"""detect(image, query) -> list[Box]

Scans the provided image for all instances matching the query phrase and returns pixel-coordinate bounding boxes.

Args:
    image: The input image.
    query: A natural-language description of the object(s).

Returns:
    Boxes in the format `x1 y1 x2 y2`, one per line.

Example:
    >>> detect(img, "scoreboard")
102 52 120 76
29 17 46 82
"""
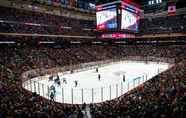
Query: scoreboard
96 0 141 38
121 8 139 32
120 1 140 32
96 5 117 30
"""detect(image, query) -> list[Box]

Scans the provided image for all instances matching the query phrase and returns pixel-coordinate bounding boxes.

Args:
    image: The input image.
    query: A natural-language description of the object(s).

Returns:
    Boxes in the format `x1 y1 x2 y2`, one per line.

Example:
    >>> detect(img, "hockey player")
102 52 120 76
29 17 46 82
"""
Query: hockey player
48 75 53 81
56 74 60 80
98 74 101 81
54 75 60 85
123 74 125 82
49 85 56 101
74 80 78 87
63 78 67 84
57 81 61 86
71 70 74 74
50 90 55 101
50 85 56 94
96 68 98 73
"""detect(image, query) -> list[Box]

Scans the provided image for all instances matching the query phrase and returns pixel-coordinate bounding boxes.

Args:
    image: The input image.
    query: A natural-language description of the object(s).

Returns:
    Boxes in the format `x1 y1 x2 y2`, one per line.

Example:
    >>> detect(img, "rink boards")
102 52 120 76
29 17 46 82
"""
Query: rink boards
22 61 170 104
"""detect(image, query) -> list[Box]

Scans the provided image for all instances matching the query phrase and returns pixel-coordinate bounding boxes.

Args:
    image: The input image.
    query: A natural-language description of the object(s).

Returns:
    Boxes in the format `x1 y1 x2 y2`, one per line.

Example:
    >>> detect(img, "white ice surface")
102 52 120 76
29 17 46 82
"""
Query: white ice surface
23 61 170 104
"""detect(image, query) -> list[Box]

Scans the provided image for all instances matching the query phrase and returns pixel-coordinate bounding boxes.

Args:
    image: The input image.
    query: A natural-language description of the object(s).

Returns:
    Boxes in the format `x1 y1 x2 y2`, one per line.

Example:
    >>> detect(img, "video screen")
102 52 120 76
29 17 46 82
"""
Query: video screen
121 9 139 32
96 8 117 30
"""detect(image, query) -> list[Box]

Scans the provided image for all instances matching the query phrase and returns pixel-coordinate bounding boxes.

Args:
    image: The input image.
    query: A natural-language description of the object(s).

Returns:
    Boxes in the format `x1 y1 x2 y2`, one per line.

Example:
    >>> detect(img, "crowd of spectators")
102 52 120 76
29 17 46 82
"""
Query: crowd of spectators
0 6 95 36
0 3 186 118
139 14 186 34
0 44 186 118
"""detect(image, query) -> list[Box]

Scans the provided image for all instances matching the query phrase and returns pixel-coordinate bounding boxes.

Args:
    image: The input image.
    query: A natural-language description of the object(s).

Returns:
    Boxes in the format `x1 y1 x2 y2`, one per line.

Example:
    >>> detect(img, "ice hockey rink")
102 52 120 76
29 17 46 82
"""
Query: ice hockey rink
23 61 171 104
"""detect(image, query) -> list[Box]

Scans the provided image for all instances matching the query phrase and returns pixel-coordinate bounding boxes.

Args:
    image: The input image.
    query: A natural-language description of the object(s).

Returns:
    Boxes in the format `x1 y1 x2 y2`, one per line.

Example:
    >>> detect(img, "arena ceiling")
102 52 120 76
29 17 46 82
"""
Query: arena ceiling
94 0 141 5
91 0 186 9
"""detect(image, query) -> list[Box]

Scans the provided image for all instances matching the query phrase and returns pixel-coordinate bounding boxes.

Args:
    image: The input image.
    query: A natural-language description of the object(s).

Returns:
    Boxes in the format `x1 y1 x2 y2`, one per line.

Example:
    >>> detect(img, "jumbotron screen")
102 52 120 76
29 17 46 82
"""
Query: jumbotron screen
96 8 117 30
121 9 139 32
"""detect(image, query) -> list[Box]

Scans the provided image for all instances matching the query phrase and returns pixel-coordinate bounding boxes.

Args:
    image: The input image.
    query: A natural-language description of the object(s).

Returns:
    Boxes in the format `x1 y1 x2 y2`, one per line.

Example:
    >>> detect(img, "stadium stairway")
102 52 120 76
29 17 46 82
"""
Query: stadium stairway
83 105 92 118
